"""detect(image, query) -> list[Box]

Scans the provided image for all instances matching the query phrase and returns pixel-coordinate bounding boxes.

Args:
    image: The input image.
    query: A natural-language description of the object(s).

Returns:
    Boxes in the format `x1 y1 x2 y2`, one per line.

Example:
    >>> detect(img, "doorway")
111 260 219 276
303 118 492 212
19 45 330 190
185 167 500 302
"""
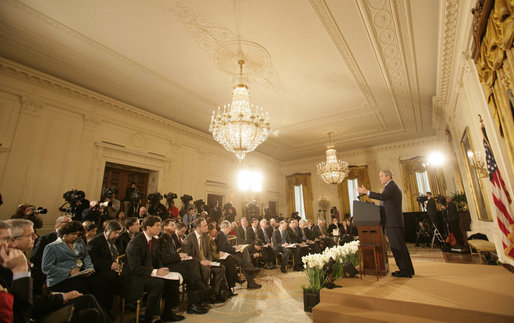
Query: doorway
102 162 150 210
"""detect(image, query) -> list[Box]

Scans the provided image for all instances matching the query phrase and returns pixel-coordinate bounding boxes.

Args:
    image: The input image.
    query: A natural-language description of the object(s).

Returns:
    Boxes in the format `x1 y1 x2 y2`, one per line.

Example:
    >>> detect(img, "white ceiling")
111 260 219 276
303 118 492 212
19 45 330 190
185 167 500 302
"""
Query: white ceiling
0 0 441 161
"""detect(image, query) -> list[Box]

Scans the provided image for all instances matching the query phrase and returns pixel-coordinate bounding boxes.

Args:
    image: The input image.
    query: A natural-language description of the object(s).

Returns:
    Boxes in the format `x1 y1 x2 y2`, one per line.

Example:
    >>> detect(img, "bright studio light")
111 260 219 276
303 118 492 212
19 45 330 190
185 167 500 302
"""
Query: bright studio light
427 152 446 166
238 169 263 192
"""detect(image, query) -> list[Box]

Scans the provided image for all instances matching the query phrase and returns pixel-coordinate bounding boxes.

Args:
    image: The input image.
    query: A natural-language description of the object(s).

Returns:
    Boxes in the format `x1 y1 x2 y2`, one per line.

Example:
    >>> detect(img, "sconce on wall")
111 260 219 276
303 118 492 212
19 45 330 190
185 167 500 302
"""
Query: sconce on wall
467 150 489 178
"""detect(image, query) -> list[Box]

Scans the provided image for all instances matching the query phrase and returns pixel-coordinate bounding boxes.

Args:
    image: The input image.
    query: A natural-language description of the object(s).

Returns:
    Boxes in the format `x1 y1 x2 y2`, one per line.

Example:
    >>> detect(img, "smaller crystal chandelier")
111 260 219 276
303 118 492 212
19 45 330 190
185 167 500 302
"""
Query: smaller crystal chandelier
209 59 271 162
317 132 349 184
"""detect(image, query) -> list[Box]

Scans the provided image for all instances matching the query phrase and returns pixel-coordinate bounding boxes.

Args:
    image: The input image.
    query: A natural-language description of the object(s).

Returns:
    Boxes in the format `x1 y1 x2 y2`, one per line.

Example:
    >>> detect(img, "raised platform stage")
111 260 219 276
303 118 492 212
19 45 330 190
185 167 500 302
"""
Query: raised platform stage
312 262 514 322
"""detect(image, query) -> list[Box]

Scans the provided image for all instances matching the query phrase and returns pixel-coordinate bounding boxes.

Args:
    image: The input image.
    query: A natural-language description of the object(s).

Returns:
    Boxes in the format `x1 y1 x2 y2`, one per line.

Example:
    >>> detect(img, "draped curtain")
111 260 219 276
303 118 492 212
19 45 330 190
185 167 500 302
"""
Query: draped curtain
400 158 447 211
473 0 514 174
286 173 314 221
336 166 371 217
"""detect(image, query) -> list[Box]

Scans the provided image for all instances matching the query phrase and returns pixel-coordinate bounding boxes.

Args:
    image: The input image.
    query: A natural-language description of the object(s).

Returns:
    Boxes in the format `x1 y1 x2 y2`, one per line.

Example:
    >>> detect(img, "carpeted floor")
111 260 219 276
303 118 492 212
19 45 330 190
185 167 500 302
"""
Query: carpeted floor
180 270 313 323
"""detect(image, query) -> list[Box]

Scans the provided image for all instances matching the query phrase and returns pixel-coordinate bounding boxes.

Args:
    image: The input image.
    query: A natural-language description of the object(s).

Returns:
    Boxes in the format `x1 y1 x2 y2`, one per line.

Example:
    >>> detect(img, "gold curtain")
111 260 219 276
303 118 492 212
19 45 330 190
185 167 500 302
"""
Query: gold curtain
285 173 314 221
400 158 447 211
474 0 514 174
336 166 371 217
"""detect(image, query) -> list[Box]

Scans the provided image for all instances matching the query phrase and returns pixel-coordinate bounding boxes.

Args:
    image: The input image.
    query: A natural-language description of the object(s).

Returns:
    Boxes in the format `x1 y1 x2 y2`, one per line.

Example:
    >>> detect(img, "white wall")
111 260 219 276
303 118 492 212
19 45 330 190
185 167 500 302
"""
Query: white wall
0 58 283 233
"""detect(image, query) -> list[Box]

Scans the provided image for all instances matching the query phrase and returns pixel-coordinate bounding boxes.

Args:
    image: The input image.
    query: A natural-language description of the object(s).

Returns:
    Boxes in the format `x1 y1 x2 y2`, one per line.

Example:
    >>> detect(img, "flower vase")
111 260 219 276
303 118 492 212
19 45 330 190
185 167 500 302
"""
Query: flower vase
303 289 320 312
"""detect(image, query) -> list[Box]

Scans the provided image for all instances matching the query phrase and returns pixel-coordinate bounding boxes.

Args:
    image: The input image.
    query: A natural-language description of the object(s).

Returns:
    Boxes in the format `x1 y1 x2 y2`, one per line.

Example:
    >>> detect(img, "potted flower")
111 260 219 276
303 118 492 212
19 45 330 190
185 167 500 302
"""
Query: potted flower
301 253 328 312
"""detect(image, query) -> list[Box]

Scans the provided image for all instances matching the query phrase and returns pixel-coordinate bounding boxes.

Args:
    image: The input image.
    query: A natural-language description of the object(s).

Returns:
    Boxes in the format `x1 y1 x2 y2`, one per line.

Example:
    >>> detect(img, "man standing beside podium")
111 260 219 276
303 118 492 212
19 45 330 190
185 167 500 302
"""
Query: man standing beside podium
358 170 414 278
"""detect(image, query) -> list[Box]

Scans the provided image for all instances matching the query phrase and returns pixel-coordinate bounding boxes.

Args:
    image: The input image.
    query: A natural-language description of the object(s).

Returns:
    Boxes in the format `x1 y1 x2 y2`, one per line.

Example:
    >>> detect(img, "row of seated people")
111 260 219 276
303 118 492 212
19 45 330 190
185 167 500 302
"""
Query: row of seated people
9 214 271 322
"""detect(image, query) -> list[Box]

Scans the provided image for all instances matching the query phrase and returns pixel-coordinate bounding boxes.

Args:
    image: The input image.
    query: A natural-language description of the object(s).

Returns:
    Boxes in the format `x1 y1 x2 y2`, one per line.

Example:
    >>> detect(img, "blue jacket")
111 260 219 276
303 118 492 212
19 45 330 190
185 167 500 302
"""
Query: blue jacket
41 237 94 287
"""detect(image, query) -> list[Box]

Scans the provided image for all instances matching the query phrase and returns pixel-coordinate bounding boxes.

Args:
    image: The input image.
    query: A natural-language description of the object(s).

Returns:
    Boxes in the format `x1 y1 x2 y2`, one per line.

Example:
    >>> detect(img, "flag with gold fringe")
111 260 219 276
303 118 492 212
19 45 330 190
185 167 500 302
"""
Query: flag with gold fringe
481 118 514 260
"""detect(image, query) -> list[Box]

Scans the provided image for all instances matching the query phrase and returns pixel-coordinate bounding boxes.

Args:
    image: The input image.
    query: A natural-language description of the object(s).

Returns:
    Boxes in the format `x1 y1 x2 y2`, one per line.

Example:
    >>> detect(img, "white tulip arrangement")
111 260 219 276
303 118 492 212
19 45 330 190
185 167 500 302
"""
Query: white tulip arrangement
302 240 360 292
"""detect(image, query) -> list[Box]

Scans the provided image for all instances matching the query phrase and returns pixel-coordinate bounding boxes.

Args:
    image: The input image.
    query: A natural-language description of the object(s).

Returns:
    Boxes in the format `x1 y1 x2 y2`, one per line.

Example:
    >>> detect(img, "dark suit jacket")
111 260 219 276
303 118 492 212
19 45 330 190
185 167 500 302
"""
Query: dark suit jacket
158 233 181 267
235 226 254 244
0 265 32 323
250 227 259 243
286 227 301 243
87 233 116 274
304 227 314 240
271 229 291 247
368 180 404 228
215 231 236 254
182 232 213 261
30 231 57 267
122 232 162 299
116 231 132 255
311 224 328 238
257 227 273 244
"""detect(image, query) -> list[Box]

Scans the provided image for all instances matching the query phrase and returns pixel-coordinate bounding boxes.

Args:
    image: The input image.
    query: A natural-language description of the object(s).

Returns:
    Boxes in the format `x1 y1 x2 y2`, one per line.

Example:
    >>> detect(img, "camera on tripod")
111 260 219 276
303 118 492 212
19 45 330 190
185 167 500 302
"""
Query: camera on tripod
180 194 193 205
33 206 48 214
59 189 85 213
129 190 146 202
147 192 163 201
416 194 428 204
164 193 177 204
436 195 447 206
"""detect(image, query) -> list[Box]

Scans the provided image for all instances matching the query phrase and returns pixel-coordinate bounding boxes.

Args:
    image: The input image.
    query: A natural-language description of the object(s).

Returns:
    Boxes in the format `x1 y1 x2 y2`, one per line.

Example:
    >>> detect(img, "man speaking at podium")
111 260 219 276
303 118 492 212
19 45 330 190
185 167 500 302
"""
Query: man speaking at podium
358 170 414 278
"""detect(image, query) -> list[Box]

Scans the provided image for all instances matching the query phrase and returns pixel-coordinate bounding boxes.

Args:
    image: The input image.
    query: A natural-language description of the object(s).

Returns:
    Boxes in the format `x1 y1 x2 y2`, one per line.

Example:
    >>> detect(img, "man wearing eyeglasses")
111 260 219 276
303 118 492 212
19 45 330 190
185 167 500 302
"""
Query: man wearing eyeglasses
6 219 109 322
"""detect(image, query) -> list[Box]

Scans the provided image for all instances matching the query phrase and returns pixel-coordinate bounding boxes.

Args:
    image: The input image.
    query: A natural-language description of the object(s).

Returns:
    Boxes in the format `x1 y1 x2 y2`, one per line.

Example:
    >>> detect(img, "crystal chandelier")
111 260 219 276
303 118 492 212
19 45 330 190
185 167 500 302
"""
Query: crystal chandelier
209 59 271 162
317 133 349 184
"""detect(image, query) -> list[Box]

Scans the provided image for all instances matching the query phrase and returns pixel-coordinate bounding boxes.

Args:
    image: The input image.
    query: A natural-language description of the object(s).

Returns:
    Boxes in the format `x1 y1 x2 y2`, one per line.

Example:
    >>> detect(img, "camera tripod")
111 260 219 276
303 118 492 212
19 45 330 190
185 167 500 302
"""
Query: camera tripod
431 224 445 248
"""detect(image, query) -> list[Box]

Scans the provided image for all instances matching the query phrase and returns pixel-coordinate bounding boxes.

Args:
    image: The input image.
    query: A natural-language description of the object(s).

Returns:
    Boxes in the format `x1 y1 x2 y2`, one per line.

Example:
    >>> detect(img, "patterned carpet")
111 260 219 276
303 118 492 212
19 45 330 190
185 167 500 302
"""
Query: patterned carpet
179 269 313 323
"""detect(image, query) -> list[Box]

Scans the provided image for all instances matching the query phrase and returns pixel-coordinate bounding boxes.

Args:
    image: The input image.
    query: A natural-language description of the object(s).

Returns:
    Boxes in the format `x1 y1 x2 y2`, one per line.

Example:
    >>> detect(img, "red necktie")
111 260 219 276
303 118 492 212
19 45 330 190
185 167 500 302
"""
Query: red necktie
149 239 152 252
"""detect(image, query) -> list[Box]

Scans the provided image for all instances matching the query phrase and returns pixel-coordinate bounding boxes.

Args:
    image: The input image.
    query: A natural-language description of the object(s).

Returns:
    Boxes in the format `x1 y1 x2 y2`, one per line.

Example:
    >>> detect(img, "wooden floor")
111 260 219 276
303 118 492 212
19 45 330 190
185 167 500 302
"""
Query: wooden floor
313 261 514 322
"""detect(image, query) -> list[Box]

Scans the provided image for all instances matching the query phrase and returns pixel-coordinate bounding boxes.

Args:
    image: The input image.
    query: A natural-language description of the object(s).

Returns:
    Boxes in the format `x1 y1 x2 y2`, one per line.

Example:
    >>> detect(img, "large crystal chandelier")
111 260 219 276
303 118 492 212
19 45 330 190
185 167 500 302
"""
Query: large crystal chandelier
209 59 271 162
317 133 349 184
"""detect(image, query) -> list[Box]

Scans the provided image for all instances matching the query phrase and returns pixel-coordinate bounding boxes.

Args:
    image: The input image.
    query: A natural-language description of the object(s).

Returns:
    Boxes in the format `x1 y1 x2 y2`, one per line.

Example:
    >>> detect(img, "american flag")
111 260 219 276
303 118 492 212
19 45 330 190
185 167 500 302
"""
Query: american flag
482 126 514 260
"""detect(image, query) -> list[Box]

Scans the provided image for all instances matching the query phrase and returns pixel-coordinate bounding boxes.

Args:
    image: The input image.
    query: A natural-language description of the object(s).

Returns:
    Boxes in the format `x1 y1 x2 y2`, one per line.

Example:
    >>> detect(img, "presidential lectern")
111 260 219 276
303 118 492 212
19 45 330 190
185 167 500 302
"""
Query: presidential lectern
353 200 389 275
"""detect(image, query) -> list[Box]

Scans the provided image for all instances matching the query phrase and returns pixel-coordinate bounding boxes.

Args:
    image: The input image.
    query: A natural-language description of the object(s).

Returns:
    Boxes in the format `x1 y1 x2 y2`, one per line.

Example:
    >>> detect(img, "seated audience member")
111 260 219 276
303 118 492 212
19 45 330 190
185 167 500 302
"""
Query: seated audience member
236 217 254 244
7 219 108 322
11 203 43 230
82 222 97 243
272 221 302 273
158 219 209 314
257 219 276 269
174 222 187 246
328 217 343 244
124 216 184 322
215 221 260 290
86 221 124 314
31 215 72 295
137 206 149 219
298 220 321 254
167 200 180 220
306 219 314 231
182 218 226 300
42 221 113 313
182 206 196 229
0 221 36 322
340 217 354 244
269 218 278 232
312 218 335 249
207 223 241 294
249 219 260 244
116 217 140 255
286 220 308 270
229 222 238 236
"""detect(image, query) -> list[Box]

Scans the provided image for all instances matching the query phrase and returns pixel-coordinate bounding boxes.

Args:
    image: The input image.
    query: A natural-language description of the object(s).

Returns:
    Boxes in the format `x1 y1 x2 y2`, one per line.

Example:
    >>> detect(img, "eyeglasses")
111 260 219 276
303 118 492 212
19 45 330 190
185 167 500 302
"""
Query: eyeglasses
12 233 37 240
0 236 12 243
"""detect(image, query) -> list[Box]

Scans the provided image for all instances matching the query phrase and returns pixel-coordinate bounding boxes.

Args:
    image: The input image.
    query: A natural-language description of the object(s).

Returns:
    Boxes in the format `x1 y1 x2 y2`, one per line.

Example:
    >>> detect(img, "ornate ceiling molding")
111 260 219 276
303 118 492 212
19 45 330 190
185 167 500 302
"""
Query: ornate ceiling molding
0 57 212 141
356 0 420 131
171 2 285 93
309 0 376 107
433 0 460 130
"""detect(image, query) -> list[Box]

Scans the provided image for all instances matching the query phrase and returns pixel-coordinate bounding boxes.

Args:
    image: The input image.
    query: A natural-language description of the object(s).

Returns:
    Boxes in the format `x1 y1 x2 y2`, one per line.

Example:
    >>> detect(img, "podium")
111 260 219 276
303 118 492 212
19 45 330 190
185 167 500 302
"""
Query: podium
353 200 389 275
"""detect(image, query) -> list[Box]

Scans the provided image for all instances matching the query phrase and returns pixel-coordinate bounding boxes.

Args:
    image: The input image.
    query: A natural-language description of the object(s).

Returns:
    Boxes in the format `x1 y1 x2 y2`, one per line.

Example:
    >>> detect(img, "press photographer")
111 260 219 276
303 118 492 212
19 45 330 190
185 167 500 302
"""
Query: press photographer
102 186 120 220
11 203 45 229
59 189 89 221
123 183 146 217
147 192 167 219
81 200 111 226
179 194 193 217
164 192 179 219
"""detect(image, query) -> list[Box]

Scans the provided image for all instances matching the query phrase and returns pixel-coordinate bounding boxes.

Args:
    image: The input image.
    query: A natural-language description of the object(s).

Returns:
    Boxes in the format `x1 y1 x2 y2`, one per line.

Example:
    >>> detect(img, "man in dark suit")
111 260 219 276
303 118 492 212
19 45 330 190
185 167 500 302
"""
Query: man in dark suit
358 170 414 278
272 221 302 273
116 217 140 255
182 218 226 299
86 220 124 315
298 220 321 254
249 219 260 244
235 217 254 244
257 219 275 269
158 219 209 314
30 215 71 295
311 218 335 249
215 221 261 289
124 216 184 322
286 220 308 269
